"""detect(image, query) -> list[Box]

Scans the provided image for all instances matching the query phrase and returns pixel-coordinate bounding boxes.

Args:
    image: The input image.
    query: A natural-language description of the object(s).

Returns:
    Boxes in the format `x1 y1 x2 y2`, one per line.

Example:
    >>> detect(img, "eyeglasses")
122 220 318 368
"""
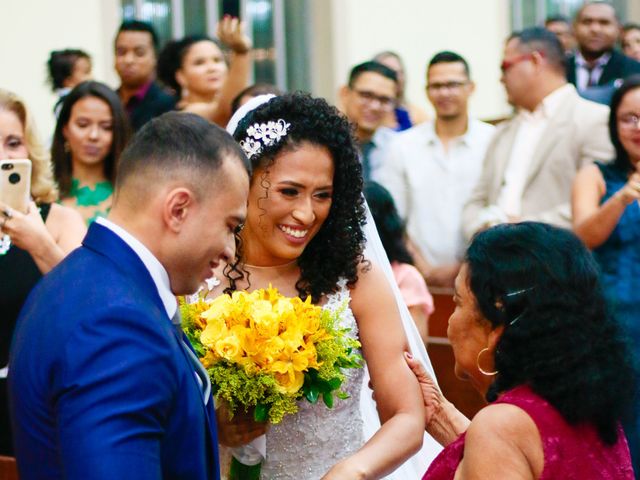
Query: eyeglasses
500 52 541 73
426 81 469 92
618 113 640 130
352 89 396 111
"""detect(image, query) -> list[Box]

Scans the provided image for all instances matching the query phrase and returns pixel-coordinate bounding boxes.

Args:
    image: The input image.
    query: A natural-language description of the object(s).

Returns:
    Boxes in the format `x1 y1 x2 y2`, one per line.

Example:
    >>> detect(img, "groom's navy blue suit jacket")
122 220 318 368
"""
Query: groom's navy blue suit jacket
9 222 220 480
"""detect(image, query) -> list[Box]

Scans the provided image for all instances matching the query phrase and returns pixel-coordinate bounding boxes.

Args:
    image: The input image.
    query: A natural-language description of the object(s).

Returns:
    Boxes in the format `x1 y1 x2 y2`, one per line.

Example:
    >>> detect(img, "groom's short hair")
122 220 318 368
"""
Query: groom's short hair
115 112 250 202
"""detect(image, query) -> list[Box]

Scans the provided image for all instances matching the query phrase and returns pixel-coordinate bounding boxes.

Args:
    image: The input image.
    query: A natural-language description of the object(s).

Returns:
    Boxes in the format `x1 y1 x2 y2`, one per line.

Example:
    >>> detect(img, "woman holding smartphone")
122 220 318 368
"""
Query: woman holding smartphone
0 89 85 455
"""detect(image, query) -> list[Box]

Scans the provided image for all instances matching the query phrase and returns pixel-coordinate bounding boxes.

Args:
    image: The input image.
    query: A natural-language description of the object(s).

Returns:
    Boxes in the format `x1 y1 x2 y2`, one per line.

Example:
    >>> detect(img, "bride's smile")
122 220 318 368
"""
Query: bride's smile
241 141 334 267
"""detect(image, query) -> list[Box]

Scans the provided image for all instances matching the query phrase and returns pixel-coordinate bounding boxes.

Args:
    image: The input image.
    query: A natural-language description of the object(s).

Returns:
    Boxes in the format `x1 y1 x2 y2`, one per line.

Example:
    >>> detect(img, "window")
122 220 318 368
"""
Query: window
121 0 311 91
511 0 629 29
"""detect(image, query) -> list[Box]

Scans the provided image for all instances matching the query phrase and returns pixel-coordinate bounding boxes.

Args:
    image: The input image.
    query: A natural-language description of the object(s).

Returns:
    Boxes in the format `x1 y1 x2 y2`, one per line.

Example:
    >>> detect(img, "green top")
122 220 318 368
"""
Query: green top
68 178 113 225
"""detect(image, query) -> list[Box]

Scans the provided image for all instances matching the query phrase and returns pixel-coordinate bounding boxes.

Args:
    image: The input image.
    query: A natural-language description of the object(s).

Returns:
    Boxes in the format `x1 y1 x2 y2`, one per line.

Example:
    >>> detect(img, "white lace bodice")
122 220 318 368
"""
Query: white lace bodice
220 279 365 479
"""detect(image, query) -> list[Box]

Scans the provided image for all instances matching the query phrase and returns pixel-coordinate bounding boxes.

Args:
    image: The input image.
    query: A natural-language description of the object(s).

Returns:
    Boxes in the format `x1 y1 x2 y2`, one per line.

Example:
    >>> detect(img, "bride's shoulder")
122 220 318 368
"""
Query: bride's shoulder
349 259 393 305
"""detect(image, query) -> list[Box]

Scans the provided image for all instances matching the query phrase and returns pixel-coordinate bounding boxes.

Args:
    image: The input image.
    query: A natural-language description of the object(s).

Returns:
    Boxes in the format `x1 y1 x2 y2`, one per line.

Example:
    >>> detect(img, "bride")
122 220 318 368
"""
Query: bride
210 92 439 479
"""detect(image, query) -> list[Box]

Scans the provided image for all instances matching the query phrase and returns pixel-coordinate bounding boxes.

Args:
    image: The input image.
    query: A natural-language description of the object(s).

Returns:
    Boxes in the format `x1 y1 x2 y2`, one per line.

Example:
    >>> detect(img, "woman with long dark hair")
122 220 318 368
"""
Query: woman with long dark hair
51 81 130 224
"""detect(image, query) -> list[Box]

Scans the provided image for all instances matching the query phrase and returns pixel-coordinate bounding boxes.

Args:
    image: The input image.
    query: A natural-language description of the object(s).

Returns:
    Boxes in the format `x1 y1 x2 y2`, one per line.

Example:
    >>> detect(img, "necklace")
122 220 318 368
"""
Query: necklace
69 178 113 207
243 259 298 271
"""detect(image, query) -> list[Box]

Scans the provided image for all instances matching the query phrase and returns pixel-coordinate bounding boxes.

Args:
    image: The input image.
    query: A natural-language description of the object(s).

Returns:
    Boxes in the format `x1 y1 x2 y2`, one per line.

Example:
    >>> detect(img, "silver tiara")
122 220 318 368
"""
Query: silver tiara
239 119 291 159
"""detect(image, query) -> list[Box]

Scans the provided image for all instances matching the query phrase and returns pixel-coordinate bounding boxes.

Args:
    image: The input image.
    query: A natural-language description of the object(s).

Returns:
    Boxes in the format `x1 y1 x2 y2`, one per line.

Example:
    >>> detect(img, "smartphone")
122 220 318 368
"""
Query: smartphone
0 160 31 213
221 0 241 19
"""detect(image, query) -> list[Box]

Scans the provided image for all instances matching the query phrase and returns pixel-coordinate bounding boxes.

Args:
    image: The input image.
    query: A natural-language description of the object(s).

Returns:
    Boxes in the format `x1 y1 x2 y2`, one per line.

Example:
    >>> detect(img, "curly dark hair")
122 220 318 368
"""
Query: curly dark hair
363 181 413 265
228 92 367 302
157 35 224 97
465 222 635 445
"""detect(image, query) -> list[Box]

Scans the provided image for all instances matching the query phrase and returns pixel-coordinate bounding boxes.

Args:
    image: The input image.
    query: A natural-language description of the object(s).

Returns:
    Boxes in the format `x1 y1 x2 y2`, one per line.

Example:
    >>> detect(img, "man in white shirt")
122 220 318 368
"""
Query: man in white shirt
463 27 613 240
376 52 495 287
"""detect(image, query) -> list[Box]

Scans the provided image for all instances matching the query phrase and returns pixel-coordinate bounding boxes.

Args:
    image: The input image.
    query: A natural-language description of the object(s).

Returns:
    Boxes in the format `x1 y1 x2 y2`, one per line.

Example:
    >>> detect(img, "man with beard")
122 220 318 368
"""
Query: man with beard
566 2 640 103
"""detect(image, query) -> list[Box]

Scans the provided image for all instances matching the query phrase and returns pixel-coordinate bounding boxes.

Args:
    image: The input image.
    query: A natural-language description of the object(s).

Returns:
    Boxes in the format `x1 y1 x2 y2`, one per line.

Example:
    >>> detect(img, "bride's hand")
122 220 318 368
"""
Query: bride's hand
215 401 268 447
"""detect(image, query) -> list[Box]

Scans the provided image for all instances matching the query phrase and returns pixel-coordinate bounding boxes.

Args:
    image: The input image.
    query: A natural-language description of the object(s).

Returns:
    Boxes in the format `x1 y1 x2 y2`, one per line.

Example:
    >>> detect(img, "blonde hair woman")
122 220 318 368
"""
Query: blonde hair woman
0 89 85 455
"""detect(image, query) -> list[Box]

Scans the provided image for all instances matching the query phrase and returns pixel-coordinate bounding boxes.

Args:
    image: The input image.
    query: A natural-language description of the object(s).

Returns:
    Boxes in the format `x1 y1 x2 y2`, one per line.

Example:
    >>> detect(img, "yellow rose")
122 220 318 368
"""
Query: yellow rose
200 316 228 347
214 334 243 363
272 361 305 394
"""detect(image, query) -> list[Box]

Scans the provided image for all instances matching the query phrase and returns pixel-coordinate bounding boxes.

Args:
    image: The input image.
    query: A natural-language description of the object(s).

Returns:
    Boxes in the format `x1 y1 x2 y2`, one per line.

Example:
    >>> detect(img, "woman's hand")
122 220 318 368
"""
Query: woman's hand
615 171 640 205
405 353 471 447
215 400 268 447
0 201 54 255
217 16 252 54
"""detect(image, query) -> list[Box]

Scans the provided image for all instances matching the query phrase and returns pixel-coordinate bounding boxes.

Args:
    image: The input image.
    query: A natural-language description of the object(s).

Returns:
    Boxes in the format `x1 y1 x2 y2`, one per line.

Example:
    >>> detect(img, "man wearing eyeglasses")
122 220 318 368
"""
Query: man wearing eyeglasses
462 27 613 240
376 51 494 287
340 61 398 181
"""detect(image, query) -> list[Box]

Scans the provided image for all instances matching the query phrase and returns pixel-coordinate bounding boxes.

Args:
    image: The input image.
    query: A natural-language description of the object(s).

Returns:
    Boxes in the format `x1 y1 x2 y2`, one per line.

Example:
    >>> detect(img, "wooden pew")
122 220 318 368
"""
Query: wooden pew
0 456 18 480
427 288 487 419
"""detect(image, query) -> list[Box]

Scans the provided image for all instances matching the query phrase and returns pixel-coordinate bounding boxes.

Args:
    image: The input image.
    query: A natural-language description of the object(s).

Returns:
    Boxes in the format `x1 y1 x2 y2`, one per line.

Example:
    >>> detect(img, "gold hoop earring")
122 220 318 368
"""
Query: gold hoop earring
64 140 70 153
476 347 497 376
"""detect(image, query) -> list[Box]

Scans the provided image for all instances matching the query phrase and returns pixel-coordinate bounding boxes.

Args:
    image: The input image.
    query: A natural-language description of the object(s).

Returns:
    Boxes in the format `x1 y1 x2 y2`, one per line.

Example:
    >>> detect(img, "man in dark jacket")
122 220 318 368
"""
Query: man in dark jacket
565 2 640 104
115 21 176 131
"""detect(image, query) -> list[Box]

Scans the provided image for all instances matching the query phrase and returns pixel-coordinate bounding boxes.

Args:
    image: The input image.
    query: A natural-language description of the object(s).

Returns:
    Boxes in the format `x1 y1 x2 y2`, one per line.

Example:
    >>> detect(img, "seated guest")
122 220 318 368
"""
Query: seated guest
544 15 576 54
157 17 251 127
364 181 433 345
115 20 176 131
378 51 494 288
0 89 86 456
339 61 398 181
51 81 130 224
373 51 429 131
46 49 92 117
409 222 635 479
566 2 640 105
463 27 613 240
622 24 640 62
572 75 640 476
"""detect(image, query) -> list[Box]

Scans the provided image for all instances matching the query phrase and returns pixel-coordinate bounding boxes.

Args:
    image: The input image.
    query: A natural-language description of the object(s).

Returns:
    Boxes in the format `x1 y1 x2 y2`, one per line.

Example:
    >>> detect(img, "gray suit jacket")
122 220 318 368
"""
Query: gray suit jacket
462 86 613 240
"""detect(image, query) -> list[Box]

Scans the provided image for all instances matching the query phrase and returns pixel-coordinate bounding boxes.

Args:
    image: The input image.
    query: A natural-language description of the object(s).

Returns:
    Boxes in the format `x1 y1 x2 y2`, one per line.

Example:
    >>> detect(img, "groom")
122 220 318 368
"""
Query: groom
8 113 250 479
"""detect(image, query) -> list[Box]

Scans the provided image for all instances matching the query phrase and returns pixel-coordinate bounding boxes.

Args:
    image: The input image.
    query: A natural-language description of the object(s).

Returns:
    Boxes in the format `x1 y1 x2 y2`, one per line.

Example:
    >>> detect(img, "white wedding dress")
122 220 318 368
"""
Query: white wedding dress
222 95 442 479
259 279 364 478
220 279 365 479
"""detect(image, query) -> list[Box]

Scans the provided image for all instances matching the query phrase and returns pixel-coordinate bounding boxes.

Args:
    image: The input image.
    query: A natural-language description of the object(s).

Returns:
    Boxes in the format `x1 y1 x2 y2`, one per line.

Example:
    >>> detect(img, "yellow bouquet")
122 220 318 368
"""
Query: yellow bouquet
181 286 362 478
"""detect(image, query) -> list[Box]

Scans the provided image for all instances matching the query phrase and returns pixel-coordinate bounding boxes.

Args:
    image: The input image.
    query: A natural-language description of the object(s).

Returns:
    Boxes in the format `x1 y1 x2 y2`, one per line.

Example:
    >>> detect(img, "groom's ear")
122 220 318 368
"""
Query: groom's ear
164 187 195 232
